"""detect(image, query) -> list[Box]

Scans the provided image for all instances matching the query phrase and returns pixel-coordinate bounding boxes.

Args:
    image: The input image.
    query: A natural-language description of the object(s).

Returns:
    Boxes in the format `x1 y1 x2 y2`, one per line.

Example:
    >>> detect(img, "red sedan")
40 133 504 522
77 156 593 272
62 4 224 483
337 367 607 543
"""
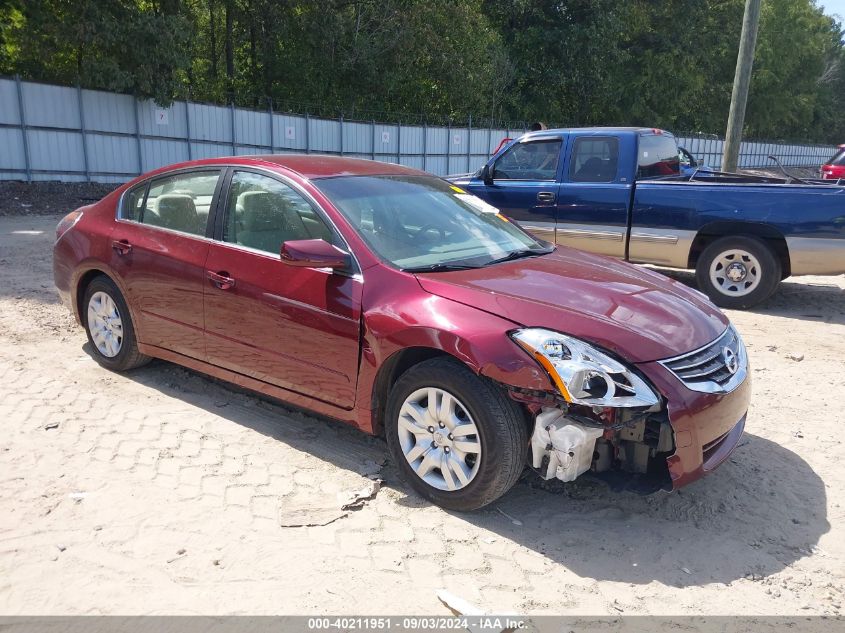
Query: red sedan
821 145 845 180
54 155 750 510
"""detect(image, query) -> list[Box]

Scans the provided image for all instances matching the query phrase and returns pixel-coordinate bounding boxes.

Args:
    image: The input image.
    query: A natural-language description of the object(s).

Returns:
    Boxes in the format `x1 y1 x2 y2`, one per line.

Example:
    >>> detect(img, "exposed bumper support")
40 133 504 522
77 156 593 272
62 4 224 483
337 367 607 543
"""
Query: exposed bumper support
529 408 604 482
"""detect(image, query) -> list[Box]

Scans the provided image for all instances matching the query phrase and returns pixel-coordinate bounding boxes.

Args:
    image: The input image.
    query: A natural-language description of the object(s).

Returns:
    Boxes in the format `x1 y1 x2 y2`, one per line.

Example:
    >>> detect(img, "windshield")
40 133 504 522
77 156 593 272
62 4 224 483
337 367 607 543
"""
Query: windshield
315 175 549 270
828 149 845 166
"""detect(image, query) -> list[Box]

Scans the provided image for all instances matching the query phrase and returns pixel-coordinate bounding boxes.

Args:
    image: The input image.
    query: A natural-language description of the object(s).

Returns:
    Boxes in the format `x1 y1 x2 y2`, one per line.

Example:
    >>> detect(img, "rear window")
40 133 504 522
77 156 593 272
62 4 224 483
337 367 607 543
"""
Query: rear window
637 134 680 178
827 149 845 166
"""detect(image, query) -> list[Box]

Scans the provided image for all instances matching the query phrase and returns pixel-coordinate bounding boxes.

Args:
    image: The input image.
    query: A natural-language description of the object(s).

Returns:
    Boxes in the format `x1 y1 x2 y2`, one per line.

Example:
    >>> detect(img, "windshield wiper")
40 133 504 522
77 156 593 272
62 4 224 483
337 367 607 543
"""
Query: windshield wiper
401 262 482 273
484 247 553 266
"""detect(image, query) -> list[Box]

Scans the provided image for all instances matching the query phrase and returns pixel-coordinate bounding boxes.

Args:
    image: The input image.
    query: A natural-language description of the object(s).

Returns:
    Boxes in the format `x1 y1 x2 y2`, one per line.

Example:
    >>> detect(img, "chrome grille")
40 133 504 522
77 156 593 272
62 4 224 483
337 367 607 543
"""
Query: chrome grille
659 326 747 394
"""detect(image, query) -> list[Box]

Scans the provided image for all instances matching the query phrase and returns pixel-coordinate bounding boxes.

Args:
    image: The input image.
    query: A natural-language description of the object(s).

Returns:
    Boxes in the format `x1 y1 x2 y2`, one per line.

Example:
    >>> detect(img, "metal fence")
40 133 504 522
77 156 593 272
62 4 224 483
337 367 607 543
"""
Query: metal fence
0 76 523 184
0 76 837 184
674 133 835 171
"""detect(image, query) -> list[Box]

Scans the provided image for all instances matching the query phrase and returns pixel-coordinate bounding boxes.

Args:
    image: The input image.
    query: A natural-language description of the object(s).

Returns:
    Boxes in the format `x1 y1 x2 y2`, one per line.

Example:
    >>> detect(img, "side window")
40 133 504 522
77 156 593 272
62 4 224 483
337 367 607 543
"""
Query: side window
492 140 561 181
121 184 147 221
223 171 334 255
637 134 681 178
141 170 220 236
569 137 619 183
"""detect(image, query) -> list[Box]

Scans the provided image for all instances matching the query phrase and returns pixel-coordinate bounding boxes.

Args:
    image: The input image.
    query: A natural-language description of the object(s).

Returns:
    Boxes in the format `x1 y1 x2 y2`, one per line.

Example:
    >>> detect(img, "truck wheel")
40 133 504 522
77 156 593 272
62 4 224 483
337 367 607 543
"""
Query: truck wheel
695 236 781 309
385 357 529 511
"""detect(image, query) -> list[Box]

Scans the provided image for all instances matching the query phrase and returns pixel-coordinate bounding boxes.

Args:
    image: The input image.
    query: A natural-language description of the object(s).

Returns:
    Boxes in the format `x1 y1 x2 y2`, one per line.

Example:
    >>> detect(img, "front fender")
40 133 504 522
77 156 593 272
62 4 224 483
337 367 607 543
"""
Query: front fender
352 267 554 432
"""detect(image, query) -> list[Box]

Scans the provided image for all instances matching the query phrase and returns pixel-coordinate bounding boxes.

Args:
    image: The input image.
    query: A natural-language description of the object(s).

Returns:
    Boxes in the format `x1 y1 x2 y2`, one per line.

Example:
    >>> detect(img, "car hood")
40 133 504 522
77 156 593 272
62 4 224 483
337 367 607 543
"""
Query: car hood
415 248 728 363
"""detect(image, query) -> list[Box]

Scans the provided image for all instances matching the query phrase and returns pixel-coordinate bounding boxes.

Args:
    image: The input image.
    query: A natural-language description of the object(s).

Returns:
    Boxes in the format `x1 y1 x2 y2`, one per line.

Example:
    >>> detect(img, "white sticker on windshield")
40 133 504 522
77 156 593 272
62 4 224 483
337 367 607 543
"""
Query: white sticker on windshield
455 193 500 214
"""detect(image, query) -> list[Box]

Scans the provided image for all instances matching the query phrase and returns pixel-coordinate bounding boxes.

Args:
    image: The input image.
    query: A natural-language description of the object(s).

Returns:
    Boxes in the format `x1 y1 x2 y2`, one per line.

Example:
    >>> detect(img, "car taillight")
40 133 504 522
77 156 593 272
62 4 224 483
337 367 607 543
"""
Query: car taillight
56 210 83 241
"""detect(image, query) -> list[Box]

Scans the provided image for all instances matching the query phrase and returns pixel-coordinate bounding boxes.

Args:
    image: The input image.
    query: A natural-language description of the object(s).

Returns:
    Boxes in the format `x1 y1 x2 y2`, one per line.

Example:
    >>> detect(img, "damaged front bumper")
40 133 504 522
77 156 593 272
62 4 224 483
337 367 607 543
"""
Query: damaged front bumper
525 359 751 491
643 359 751 489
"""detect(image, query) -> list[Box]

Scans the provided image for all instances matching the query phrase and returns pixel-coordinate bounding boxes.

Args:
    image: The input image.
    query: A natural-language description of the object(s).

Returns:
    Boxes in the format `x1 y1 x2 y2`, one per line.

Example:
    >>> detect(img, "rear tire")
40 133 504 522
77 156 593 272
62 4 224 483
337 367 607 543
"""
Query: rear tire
83 276 150 372
385 357 529 511
695 235 781 309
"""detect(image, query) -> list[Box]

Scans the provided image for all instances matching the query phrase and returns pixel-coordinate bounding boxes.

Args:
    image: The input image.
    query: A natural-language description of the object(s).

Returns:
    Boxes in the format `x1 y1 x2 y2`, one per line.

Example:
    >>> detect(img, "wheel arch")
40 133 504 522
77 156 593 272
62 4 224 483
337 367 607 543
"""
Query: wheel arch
73 265 137 330
688 221 791 279
369 346 463 436
75 269 111 325
367 326 550 436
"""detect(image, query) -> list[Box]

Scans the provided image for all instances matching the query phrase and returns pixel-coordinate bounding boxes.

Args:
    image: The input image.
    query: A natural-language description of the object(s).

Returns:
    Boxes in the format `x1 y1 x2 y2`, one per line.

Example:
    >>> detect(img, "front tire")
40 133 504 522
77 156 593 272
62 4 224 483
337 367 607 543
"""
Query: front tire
83 276 150 371
695 235 781 309
385 357 529 511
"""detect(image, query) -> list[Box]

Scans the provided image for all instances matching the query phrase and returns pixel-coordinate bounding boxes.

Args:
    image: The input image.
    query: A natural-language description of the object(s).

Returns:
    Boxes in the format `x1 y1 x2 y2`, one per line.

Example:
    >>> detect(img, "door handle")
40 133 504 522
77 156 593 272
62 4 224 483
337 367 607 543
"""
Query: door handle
112 239 132 255
537 191 556 203
207 270 236 290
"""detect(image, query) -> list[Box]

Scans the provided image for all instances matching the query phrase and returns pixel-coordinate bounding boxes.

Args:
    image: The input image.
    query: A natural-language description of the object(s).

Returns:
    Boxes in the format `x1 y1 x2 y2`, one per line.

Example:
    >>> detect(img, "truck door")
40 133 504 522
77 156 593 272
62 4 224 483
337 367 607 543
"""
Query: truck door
464 136 564 243
555 135 631 258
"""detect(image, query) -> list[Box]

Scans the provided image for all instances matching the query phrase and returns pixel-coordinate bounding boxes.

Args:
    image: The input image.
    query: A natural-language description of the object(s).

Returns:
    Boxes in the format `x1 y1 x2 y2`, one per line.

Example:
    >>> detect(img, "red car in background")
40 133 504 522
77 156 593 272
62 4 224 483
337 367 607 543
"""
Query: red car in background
53 155 750 510
821 145 845 180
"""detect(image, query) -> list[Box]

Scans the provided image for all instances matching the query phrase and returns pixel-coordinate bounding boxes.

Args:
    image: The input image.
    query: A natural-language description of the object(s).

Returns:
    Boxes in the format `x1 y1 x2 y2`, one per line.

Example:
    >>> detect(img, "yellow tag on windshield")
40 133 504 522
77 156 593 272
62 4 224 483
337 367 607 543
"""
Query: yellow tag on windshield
450 185 467 194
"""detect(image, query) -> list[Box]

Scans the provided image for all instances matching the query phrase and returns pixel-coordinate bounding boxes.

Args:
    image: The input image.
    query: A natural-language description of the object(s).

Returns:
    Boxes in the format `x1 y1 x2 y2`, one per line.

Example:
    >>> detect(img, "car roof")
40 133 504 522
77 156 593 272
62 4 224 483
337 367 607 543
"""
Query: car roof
519 127 671 141
253 154 429 179
536 126 664 134
149 154 428 180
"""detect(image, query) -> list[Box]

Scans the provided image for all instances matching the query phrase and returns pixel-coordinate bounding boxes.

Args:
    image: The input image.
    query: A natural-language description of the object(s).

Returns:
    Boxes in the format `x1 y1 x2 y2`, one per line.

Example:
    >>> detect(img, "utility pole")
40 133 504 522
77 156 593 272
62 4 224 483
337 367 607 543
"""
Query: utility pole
722 0 762 173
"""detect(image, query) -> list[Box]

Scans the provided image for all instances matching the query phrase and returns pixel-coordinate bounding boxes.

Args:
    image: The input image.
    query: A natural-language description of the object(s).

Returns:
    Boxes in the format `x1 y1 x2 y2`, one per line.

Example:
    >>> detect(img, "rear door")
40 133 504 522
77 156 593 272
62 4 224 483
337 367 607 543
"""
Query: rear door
465 137 564 243
555 135 631 258
110 168 222 360
203 169 362 408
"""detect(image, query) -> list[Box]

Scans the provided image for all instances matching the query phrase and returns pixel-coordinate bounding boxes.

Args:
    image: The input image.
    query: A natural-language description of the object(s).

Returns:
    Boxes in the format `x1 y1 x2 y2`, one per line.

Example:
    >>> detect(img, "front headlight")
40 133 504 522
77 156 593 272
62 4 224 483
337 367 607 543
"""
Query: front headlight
510 328 659 408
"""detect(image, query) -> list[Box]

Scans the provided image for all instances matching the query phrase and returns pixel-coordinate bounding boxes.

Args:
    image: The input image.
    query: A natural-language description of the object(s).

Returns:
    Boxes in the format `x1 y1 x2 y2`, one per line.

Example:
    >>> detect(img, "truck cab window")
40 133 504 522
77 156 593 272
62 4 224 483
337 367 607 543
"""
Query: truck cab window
638 134 681 178
569 137 619 183
492 140 562 181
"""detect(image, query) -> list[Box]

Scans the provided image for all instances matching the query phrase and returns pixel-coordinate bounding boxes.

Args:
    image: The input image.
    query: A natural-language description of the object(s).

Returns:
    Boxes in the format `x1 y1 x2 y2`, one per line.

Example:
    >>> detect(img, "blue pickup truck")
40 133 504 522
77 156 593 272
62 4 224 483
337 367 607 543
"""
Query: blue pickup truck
449 127 845 308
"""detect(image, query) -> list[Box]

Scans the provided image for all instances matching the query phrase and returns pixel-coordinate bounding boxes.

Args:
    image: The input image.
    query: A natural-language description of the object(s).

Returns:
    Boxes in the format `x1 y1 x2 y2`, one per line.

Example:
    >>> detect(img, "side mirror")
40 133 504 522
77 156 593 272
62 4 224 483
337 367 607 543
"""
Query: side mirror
280 239 351 270
482 163 495 186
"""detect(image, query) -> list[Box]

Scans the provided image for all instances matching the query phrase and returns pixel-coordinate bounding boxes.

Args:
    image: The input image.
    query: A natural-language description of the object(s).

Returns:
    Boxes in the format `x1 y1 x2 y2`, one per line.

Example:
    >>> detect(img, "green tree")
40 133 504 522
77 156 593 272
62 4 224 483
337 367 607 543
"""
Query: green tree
613 0 742 133
1 0 190 104
747 0 845 140
482 0 628 124
1 0 844 142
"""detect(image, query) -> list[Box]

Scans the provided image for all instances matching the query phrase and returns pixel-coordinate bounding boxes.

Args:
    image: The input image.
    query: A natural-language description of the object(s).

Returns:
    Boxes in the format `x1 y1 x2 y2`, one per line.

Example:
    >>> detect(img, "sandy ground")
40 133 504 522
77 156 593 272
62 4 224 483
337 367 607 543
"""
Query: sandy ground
0 210 844 616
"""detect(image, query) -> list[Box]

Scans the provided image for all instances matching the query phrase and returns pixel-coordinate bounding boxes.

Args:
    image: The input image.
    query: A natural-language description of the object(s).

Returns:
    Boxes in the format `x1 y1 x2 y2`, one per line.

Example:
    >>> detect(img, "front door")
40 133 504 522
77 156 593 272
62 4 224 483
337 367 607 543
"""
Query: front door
203 169 362 408
555 135 631 258
465 137 564 243
109 168 222 360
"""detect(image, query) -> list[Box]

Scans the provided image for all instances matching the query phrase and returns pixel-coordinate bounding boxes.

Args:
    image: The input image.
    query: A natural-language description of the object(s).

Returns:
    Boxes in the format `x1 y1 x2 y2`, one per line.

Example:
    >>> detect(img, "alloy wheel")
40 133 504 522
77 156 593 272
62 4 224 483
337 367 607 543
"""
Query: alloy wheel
87 291 124 357
396 387 481 491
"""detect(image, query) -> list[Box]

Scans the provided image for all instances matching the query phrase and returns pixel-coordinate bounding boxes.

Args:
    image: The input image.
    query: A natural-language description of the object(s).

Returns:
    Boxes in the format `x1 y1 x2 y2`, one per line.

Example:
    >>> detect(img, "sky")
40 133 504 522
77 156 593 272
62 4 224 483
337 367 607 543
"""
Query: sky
820 0 845 20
